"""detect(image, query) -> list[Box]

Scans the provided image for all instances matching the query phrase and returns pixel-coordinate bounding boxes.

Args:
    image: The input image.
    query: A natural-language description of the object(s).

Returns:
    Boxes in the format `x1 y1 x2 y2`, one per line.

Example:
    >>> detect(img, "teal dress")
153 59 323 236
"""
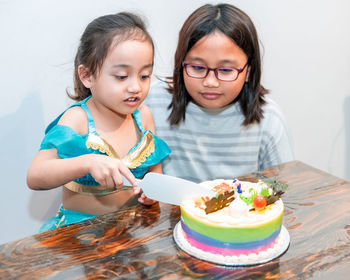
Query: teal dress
39 96 170 232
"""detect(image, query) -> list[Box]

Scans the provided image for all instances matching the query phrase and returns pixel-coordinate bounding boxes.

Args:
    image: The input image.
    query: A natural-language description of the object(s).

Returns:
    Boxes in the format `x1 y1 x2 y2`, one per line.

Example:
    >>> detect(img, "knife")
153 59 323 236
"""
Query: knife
122 173 212 206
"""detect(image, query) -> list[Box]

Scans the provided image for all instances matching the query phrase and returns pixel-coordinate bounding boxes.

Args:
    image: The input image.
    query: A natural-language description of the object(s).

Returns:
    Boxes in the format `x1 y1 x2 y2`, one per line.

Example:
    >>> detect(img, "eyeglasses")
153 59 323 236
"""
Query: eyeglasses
182 62 248 82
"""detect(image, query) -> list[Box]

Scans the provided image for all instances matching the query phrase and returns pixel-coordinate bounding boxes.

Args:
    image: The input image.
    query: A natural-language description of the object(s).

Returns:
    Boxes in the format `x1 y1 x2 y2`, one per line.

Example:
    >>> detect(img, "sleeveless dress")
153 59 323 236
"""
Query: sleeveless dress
39 96 171 232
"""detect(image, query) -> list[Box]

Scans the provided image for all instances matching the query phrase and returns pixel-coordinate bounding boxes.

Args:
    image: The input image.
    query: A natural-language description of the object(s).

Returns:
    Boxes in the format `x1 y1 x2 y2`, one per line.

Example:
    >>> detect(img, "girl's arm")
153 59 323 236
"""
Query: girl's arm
26 149 136 191
27 148 89 190
27 106 136 191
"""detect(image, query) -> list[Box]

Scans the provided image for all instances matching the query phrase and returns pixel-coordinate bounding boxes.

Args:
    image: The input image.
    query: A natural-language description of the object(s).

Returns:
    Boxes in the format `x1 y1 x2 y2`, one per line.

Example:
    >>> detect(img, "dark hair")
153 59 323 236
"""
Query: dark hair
69 12 154 101
168 3 268 126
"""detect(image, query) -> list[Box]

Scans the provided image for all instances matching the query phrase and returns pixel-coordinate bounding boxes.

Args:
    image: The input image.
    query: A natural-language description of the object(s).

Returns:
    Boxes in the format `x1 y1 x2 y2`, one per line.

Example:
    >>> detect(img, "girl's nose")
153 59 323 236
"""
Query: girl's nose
128 77 141 93
202 70 220 87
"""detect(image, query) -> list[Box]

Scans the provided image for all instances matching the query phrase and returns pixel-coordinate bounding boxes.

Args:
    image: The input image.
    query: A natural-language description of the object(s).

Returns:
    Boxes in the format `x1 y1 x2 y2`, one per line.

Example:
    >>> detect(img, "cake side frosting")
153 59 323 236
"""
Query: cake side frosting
180 220 281 256
180 203 283 243
174 222 289 265
179 179 286 257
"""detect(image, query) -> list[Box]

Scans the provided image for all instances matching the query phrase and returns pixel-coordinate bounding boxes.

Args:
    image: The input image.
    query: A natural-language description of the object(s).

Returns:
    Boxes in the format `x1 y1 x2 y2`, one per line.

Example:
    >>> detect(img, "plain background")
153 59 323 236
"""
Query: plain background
1 0 349 244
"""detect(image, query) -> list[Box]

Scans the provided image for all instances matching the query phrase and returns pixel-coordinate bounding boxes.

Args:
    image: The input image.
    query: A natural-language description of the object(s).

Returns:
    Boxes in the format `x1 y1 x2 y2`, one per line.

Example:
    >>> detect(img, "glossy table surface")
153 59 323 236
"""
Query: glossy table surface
1 160 350 279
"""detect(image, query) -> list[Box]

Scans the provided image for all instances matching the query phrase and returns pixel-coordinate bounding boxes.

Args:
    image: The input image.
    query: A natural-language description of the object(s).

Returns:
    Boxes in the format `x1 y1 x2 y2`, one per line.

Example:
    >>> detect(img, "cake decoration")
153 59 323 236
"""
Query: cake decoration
204 189 235 214
174 178 290 266
252 195 267 210
232 179 242 193
261 178 288 195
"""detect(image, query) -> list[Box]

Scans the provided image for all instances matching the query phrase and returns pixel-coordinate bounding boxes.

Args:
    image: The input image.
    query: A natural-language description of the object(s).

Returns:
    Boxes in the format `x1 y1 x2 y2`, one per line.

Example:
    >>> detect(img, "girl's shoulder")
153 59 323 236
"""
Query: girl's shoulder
262 97 285 118
260 96 289 130
57 106 88 135
137 104 155 132
138 103 152 115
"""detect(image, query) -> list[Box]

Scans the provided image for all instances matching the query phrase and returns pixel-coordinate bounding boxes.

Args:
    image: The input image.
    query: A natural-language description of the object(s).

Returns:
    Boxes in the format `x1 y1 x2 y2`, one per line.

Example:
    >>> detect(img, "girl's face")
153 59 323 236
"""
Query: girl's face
82 38 153 116
183 31 248 109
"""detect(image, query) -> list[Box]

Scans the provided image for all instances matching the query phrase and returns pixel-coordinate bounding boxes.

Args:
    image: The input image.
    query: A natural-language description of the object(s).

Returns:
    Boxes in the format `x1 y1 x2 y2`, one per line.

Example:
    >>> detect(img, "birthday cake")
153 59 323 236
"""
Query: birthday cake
174 178 290 266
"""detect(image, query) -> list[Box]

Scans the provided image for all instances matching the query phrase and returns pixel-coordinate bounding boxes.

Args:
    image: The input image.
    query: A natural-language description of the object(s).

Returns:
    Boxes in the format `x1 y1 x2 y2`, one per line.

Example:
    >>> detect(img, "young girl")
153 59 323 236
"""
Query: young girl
145 3 293 183
27 12 170 231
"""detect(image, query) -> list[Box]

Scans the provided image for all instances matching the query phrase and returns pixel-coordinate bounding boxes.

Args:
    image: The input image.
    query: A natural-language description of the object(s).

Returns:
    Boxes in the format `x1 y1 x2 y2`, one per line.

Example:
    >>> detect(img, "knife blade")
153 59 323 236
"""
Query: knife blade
122 173 212 205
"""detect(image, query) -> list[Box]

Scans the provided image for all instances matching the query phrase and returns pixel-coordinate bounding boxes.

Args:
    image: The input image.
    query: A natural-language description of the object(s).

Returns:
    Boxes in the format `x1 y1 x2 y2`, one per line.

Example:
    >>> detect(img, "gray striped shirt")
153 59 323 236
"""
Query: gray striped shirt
145 80 294 183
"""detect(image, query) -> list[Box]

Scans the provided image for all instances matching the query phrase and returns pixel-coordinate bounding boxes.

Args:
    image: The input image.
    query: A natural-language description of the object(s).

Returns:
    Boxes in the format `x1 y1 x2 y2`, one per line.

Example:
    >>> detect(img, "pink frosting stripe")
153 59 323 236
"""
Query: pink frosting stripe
184 232 278 256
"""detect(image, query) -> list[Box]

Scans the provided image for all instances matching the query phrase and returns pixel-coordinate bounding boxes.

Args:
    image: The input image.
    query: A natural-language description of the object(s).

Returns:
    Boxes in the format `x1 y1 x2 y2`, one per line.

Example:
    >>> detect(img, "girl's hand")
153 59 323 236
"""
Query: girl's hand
87 154 136 189
133 186 157 205
138 192 157 205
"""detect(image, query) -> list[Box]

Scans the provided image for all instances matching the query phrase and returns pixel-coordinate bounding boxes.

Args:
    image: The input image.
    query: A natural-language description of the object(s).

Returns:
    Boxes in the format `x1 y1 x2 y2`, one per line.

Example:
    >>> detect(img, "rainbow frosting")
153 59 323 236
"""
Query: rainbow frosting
179 179 284 258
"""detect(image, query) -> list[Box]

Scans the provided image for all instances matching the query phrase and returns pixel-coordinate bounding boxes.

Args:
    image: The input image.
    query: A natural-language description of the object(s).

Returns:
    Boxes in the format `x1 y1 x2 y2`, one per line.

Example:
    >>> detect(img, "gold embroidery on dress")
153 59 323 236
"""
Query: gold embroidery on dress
68 131 155 195
65 181 119 196
122 131 155 169
55 215 67 228
86 133 120 158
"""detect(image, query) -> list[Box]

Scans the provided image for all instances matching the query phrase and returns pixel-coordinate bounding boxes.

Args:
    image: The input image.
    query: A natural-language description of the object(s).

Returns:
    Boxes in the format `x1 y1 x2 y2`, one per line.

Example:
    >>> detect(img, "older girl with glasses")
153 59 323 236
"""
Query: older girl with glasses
145 3 294 182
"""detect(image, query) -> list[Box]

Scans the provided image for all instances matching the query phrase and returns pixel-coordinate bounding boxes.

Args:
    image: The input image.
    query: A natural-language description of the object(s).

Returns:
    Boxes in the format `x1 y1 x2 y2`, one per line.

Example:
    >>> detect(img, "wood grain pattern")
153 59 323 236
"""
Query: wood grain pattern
1 161 350 279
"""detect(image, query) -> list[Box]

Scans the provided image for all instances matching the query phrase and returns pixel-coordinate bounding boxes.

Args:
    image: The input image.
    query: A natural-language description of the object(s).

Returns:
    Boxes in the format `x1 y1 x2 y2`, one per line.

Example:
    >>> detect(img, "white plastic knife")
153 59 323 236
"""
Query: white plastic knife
123 173 212 205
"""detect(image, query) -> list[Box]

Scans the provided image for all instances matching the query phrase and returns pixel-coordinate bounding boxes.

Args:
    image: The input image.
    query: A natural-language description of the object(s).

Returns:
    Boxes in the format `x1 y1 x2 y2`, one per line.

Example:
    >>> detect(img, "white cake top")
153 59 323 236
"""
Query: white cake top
181 179 284 227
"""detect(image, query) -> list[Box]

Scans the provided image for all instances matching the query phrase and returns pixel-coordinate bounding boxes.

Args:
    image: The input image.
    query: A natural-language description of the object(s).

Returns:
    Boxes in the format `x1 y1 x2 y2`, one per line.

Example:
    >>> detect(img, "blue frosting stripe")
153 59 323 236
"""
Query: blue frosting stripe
181 220 281 250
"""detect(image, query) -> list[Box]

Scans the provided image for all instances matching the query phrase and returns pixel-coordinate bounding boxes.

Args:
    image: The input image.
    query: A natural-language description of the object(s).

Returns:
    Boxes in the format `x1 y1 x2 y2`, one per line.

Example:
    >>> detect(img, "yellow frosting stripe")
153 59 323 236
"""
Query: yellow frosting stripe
180 205 282 243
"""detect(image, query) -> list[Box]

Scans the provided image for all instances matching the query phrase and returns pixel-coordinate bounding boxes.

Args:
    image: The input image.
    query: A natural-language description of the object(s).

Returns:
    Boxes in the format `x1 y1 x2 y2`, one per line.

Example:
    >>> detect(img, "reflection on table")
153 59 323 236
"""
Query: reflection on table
0 160 350 279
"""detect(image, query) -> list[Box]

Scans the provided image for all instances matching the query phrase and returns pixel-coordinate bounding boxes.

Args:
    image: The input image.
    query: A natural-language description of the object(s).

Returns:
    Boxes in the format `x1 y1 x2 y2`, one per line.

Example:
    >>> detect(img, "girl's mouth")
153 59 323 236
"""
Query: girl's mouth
124 97 140 106
200 92 222 100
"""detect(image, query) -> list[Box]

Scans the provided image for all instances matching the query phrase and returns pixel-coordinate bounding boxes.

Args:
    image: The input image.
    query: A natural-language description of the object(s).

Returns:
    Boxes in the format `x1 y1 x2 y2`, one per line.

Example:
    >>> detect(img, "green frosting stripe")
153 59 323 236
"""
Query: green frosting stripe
181 206 282 243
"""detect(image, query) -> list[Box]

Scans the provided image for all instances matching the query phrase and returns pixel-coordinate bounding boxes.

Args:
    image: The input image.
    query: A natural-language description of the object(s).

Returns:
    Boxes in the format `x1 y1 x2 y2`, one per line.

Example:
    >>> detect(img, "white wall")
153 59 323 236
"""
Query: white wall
1 0 349 244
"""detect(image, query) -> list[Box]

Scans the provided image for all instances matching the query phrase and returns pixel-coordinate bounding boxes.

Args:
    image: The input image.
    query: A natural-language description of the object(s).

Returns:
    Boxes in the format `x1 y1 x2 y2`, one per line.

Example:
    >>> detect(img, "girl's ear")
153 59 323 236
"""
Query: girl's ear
78 65 93 88
245 66 250 82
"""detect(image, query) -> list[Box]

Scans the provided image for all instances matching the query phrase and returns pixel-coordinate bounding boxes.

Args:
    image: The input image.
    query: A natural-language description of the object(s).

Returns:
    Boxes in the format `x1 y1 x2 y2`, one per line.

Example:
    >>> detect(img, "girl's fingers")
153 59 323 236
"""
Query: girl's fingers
119 164 137 186
138 193 157 205
138 193 146 204
112 170 123 189
133 186 141 195
105 176 115 189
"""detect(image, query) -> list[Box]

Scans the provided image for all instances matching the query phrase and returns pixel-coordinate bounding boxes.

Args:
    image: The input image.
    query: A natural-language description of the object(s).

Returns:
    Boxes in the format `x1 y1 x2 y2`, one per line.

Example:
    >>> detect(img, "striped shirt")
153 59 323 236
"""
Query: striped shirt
145 80 294 183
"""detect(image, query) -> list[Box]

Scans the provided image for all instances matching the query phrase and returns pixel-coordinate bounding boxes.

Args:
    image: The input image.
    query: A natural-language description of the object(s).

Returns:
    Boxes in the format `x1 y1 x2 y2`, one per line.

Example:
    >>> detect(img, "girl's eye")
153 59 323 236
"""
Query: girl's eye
191 65 206 71
115 75 127 80
140 74 150 80
218 68 234 73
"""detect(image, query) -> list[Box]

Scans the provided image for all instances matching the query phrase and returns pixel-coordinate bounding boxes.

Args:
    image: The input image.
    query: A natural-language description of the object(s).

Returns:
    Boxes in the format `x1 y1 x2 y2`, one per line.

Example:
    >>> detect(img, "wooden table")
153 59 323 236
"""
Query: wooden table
1 160 350 279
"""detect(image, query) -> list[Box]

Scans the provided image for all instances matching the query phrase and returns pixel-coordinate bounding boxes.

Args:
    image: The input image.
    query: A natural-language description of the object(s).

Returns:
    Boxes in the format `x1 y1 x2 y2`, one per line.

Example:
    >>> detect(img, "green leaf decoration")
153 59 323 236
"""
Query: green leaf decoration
240 191 258 206
240 194 253 205
260 187 270 197
261 178 288 193
260 178 288 206
204 190 235 214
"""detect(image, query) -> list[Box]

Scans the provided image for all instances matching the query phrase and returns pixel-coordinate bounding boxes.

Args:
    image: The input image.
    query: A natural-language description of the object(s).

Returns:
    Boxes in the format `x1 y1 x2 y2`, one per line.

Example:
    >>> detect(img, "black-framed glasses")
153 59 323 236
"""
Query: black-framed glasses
182 62 248 82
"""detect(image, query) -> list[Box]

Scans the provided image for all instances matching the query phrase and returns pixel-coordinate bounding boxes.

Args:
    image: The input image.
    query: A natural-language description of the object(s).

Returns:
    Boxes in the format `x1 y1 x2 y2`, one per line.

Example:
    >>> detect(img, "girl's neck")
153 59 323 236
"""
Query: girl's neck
87 98 132 130
189 99 238 115
85 97 140 158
